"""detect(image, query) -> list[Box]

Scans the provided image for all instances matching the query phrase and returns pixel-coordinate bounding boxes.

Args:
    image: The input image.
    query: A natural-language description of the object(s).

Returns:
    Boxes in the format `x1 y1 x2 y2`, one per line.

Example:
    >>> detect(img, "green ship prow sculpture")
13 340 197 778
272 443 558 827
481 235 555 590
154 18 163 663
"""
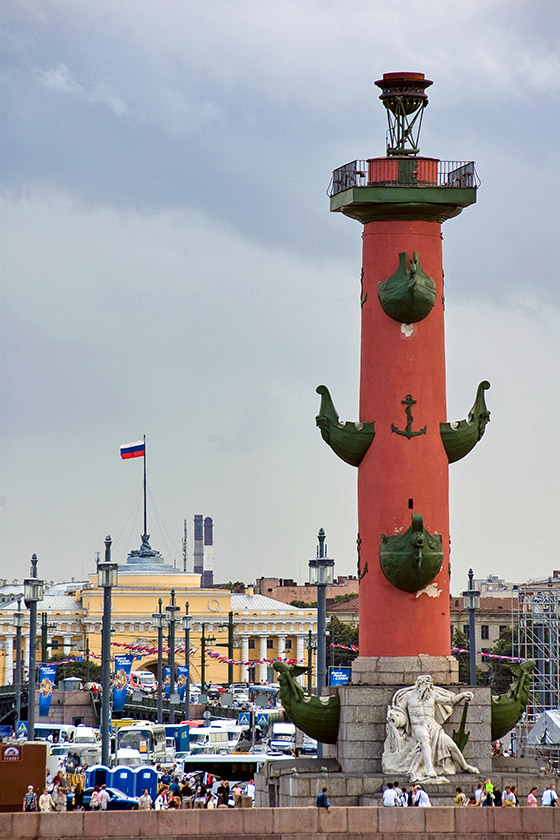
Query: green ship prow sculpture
490 659 536 741
273 662 340 745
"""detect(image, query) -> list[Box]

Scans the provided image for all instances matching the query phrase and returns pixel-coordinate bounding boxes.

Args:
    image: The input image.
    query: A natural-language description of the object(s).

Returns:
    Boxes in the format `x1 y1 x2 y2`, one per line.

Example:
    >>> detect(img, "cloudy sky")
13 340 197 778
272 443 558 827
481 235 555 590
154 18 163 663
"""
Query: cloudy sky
1 1 559 593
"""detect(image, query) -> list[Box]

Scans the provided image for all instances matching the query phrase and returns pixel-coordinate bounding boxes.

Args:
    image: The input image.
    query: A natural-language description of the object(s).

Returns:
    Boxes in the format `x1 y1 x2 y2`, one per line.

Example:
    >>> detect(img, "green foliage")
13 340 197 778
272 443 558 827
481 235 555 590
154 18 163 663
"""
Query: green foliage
327 616 358 666
332 593 358 603
289 599 317 608
485 626 517 694
451 629 485 686
49 654 102 684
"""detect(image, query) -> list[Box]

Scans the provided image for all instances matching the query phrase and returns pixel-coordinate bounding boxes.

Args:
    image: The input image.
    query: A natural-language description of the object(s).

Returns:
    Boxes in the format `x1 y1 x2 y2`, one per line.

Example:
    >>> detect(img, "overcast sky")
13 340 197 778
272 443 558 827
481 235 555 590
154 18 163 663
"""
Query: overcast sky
1 1 559 594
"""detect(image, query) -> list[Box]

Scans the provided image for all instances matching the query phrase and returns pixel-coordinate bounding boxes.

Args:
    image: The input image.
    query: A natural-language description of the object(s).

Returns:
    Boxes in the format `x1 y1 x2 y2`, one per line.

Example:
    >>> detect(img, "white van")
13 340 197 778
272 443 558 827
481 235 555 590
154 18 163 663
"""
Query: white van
130 671 156 693
187 727 230 754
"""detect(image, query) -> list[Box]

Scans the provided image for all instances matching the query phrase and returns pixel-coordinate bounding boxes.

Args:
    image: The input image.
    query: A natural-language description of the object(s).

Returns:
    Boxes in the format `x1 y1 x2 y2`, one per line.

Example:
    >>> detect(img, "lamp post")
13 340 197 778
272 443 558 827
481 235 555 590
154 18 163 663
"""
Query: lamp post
182 603 192 721
166 589 180 723
462 568 480 686
309 528 335 760
98 535 118 767
151 599 165 724
13 599 24 730
306 630 317 695
200 623 216 690
24 554 44 741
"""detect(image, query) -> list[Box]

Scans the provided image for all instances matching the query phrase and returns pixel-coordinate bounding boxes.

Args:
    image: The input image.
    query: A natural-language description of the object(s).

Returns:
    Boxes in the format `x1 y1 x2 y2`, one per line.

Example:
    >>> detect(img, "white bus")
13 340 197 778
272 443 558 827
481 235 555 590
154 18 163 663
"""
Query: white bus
33 723 76 743
115 722 167 765
180 752 289 781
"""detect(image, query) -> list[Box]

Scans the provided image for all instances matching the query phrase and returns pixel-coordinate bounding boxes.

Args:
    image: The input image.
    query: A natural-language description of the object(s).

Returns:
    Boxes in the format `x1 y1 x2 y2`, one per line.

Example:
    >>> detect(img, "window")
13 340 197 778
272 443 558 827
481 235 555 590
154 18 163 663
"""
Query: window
285 639 293 650
481 625 489 640
248 639 255 650
463 625 469 635
267 639 274 649
499 625 508 635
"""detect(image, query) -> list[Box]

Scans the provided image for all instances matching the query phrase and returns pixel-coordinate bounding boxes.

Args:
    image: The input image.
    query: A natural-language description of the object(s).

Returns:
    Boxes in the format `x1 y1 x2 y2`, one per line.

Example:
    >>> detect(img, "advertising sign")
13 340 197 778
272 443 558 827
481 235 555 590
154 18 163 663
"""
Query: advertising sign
328 667 351 686
113 654 134 712
176 665 189 701
38 663 58 717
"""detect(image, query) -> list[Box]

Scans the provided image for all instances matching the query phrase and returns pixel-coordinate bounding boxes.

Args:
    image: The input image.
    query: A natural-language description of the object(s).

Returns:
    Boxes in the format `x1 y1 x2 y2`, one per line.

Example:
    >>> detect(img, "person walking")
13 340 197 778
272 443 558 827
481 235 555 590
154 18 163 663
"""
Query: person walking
413 786 431 807
97 784 110 811
38 788 54 812
316 787 332 811
542 783 558 806
527 787 538 807
23 785 37 812
138 789 153 810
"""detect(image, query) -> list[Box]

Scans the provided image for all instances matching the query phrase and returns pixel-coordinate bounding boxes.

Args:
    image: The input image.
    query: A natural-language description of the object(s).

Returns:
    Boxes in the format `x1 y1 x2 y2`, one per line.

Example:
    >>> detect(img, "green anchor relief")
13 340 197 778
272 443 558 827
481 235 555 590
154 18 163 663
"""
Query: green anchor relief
391 394 427 439
378 251 436 323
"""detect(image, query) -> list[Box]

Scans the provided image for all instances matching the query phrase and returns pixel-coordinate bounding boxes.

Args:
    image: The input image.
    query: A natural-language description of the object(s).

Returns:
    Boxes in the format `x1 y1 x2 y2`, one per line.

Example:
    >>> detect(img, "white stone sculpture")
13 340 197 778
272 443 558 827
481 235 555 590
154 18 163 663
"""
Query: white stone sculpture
382 674 479 782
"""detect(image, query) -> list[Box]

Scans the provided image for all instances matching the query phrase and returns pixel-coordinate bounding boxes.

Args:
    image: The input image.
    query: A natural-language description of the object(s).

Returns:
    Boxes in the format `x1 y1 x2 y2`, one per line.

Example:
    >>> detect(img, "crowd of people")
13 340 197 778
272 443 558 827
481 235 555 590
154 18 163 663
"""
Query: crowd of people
23 761 255 812
380 778 560 808
382 781 432 806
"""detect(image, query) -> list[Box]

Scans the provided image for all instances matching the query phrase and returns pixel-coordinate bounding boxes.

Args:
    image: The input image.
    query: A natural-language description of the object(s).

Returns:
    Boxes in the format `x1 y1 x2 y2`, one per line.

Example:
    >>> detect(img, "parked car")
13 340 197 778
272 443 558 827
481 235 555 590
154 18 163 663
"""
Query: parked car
67 787 139 810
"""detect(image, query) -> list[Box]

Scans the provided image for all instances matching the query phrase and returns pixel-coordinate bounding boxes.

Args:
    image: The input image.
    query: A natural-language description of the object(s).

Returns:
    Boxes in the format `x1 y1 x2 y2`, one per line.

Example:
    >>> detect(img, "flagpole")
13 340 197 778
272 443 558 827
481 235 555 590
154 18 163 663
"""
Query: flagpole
143 434 147 535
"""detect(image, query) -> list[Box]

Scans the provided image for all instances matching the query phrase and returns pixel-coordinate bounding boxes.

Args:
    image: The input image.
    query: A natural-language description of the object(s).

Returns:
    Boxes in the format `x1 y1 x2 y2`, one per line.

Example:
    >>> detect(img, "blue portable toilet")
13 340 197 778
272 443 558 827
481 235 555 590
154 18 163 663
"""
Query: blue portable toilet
134 765 158 799
109 765 135 796
86 765 109 788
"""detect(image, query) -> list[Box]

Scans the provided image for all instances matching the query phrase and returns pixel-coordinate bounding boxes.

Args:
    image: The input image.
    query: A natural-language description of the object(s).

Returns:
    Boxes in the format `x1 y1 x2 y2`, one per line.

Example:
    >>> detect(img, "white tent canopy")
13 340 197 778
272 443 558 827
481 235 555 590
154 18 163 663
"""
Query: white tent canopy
527 710 560 745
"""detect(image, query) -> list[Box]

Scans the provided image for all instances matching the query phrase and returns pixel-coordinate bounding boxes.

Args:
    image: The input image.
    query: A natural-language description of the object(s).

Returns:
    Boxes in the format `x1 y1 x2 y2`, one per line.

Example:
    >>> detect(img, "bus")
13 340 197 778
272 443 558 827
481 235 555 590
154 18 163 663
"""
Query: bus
33 723 76 743
179 753 290 781
115 722 167 765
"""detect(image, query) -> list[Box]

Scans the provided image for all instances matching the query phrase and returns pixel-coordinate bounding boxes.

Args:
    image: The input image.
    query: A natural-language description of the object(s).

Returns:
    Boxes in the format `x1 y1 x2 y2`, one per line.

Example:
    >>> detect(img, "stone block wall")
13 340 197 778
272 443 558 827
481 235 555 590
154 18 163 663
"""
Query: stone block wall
2 805 560 840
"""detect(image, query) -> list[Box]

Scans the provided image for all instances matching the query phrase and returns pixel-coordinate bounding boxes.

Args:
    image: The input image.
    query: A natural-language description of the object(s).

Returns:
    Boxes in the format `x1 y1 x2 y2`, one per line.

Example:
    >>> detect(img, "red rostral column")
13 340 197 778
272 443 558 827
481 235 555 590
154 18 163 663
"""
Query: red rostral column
317 72 489 677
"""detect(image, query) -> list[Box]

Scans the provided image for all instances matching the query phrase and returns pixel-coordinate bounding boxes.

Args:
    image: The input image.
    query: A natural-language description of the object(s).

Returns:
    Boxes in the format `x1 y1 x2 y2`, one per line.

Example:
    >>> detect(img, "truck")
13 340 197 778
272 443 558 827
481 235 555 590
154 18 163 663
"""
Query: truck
268 721 296 754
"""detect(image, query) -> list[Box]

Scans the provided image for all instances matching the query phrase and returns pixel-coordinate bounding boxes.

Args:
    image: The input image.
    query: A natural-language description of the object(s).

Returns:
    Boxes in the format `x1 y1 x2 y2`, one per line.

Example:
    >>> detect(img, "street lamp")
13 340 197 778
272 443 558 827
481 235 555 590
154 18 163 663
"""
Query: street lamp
200 623 216 690
462 568 480 686
13 599 25 730
98 535 118 767
151 599 165 724
309 528 334 760
182 603 192 721
24 554 44 741
166 589 180 722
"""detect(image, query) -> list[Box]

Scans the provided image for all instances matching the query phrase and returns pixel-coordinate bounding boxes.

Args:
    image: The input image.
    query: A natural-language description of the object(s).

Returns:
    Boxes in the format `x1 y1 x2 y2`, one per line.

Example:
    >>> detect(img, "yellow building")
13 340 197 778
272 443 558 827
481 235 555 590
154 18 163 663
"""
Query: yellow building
0 544 316 688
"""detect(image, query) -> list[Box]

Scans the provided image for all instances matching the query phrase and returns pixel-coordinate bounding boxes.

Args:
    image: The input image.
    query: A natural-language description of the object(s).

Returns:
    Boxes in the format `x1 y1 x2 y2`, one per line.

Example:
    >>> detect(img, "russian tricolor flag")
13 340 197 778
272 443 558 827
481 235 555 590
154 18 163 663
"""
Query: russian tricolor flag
120 440 145 460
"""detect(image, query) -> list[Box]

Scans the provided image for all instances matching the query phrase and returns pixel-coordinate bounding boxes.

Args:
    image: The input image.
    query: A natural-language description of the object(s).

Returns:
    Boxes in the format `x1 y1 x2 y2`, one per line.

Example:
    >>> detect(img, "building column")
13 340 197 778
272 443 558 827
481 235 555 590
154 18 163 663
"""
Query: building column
259 635 268 683
63 636 72 655
296 635 306 686
277 634 286 660
4 636 14 685
241 635 249 683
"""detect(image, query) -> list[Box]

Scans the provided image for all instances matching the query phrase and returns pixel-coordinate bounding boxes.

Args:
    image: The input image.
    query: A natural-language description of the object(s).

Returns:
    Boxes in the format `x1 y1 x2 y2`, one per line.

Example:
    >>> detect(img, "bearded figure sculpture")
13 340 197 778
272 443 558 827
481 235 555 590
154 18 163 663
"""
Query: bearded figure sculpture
382 674 479 782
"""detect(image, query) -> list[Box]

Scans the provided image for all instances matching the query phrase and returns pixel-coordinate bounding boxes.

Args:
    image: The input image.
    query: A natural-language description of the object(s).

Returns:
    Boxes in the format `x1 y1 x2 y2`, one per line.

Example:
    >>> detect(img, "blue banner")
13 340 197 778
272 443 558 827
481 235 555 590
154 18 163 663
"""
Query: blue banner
177 665 189 700
164 667 171 697
38 664 58 717
113 655 134 712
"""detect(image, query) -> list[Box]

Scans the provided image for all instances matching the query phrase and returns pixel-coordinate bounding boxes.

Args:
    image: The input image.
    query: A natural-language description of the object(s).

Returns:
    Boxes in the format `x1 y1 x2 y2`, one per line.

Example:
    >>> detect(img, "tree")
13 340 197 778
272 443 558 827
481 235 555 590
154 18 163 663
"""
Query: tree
49 654 102 684
451 628 485 686
485 626 518 694
289 599 317 608
327 616 358 667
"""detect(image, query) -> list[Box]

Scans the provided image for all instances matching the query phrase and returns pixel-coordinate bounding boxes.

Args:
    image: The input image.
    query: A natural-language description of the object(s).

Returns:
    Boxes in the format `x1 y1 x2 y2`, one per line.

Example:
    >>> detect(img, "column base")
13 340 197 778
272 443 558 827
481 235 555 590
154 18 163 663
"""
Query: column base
351 654 459 686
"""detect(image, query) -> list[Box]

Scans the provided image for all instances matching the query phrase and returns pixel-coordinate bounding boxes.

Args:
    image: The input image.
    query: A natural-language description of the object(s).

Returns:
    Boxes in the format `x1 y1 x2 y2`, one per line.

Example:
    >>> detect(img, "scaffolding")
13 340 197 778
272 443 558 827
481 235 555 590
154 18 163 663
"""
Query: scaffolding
513 581 560 768
514 581 560 719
